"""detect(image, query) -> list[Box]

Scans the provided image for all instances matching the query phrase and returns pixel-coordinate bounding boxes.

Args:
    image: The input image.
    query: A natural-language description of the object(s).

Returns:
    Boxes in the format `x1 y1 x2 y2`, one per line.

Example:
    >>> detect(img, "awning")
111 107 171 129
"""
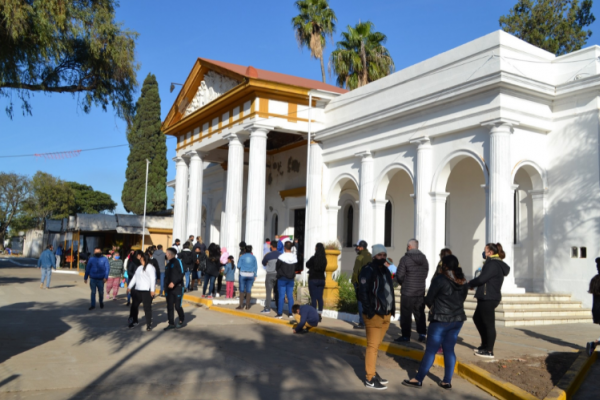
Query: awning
116 226 150 235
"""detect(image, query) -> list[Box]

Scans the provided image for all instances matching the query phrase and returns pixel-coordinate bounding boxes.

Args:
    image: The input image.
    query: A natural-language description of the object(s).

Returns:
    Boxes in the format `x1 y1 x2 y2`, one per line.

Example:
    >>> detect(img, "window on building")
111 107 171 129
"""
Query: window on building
580 247 587 258
384 200 392 247
345 205 354 248
571 246 579 258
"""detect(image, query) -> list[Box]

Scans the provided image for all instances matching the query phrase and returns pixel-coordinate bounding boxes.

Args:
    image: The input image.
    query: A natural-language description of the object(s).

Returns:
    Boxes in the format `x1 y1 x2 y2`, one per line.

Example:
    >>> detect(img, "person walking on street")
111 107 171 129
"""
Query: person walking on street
126 250 140 306
306 243 327 316
237 245 258 310
203 244 221 298
54 245 63 268
261 241 281 314
394 239 429 343
38 244 56 289
276 241 299 319
468 243 510 359
178 241 194 291
146 248 160 299
164 247 185 331
359 244 395 390
84 247 110 310
127 251 156 331
224 256 236 298
106 251 124 300
351 240 372 329
153 245 167 296
403 255 469 390
586 257 600 356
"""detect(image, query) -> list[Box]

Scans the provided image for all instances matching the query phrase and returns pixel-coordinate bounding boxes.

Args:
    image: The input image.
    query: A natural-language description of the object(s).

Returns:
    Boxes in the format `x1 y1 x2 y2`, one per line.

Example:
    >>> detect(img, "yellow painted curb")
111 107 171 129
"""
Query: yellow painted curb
457 362 538 400
543 350 598 400
183 294 213 307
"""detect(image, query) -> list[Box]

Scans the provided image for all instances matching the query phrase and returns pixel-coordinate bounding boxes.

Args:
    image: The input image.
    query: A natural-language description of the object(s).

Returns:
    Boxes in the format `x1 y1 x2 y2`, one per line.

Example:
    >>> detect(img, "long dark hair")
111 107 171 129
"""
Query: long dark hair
441 255 466 284
228 255 235 270
485 243 506 260
134 250 150 271
313 243 327 270
208 243 221 261
589 258 600 295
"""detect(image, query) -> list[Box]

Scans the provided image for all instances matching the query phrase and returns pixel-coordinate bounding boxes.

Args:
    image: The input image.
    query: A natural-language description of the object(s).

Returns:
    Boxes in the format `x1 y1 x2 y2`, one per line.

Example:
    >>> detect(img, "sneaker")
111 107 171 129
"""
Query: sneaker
260 309 270 314
418 334 426 343
375 372 388 385
474 346 483 353
289 315 295 320
402 379 422 389
146 326 152 331
353 323 365 329
88 306 95 311
206 295 213 299
474 350 494 359
40 283 44 289
100 302 104 309
175 321 183 329
365 377 387 390
275 314 283 319
586 341 597 357
215 293 220 298
394 336 410 343
163 325 176 331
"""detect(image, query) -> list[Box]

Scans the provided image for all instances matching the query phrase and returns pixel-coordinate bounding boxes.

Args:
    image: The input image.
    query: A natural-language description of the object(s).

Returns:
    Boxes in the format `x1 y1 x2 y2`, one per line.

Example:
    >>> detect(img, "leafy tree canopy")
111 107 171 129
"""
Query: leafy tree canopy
0 172 30 246
500 0 595 55
0 0 140 120
67 182 117 214
23 171 74 228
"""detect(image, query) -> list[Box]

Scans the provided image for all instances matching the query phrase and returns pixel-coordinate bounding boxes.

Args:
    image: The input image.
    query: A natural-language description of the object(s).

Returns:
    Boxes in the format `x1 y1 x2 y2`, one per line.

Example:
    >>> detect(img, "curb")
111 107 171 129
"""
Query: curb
543 350 598 400
457 362 538 400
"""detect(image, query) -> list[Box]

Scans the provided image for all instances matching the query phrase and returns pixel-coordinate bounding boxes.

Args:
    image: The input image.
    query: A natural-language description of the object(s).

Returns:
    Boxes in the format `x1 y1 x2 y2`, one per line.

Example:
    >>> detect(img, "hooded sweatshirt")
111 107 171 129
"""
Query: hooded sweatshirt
469 257 510 301
178 248 194 272
262 250 281 274
276 252 298 280
85 254 110 280
153 249 167 272
396 249 429 297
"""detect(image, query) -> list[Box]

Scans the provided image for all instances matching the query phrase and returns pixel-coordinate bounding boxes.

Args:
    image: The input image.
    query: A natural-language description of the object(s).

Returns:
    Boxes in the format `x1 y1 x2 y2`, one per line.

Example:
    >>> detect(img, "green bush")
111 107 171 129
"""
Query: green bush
336 272 358 314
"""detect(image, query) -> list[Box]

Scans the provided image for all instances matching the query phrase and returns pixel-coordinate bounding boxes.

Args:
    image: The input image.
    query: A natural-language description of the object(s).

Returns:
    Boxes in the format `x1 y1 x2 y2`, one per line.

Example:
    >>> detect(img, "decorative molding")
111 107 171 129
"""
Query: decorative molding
279 187 306 201
354 150 372 159
185 71 239 116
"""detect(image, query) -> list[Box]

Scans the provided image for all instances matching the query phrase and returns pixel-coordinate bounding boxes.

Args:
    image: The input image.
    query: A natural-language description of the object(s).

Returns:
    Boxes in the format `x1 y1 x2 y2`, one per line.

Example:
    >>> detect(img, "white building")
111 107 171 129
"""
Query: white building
163 31 600 308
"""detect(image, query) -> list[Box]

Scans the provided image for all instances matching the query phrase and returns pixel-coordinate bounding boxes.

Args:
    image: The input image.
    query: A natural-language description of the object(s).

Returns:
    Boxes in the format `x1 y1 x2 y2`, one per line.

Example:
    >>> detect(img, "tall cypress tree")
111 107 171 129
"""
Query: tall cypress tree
122 73 167 214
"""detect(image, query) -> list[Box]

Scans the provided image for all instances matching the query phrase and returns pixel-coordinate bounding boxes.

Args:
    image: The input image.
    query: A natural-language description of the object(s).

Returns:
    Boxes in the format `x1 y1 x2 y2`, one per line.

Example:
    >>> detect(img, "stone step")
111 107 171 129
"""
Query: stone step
466 294 574 303
464 301 583 310
465 307 591 318
499 315 594 327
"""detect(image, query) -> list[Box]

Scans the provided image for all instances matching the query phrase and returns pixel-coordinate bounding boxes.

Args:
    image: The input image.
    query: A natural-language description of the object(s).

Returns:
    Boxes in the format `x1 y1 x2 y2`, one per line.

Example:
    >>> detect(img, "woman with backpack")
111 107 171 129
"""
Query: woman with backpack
306 243 327 316
202 244 221 299
127 250 156 331
586 258 600 356
224 255 236 299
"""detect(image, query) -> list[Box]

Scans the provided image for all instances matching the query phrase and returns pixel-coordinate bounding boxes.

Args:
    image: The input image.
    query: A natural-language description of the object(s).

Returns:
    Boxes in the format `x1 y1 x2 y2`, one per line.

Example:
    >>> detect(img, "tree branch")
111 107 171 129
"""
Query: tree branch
0 82 98 93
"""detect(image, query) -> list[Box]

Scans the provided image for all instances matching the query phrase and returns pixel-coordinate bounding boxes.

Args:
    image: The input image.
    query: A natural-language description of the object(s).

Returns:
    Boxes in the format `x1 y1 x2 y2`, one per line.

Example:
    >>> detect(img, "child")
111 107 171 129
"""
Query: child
225 256 236 299
586 257 600 356
291 304 320 334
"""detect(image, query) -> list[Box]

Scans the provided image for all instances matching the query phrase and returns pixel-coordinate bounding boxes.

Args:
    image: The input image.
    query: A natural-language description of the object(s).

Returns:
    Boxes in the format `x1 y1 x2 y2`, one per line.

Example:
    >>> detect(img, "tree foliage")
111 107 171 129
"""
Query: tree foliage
500 0 596 55
330 21 395 90
122 73 167 215
67 182 117 214
0 0 139 121
0 172 30 247
23 172 75 228
292 0 337 83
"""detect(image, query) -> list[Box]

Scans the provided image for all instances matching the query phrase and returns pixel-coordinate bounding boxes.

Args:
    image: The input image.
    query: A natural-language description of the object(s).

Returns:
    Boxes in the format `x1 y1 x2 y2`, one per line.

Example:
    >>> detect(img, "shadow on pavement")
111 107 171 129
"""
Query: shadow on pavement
0 277 39 285
516 328 584 351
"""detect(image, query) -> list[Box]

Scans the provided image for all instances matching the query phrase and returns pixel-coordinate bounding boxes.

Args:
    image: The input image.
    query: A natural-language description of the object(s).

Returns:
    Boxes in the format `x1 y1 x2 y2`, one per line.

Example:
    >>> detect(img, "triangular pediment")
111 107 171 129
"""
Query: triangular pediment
179 70 241 116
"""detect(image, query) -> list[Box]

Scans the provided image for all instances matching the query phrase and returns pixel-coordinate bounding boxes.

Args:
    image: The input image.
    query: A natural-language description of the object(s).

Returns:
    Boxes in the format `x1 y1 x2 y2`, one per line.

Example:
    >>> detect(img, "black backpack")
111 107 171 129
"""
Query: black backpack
197 252 207 273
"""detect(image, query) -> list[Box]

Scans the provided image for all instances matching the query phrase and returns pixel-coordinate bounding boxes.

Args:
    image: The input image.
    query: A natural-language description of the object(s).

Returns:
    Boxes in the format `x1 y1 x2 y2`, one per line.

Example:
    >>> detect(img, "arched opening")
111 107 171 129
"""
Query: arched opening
328 175 359 275
384 201 392 247
345 205 354 248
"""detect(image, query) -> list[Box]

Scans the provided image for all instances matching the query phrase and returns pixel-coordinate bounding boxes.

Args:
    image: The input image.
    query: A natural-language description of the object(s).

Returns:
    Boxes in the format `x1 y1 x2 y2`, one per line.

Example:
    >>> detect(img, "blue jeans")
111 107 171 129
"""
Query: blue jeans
354 283 364 324
415 321 464 383
278 278 295 315
160 272 165 295
185 271 191 289
89 278 105 308
203 275 216 296
240 276 255 293
309 279 325 311
40 267 53 288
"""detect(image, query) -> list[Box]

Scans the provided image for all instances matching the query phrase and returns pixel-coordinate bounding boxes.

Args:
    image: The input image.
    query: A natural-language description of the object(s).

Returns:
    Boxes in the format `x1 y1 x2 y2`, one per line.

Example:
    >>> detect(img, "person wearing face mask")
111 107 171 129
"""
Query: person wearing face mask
106 251 124 300
351 240 372 329
359 244 395 390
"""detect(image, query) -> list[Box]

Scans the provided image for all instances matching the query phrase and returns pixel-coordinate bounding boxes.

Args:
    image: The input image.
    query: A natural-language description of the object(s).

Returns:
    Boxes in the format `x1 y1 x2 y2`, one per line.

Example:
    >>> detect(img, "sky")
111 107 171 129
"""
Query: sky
3 0 600 214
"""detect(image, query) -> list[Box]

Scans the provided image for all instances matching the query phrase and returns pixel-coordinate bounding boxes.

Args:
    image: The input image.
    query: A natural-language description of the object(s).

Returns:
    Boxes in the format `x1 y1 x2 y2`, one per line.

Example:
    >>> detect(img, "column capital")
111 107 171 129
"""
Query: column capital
409 136 431 148
244 123 272 136
173 156 188 165
481 118 519 132
185 150 208 160
355 150 372 160
224 132 243 145
325 204 341 211
371 199 388 206
430 192 450 201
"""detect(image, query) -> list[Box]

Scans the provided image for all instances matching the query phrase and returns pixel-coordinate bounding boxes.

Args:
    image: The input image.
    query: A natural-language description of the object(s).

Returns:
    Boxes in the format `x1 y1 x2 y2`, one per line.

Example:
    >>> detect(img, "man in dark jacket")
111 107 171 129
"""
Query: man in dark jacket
275 241 298 319
84 247 110 311
153 245 167 296
164 248 185 331
178 242 194 292
359 244 395 390
395 239 429 343
261 242 280 314
351 240 372 329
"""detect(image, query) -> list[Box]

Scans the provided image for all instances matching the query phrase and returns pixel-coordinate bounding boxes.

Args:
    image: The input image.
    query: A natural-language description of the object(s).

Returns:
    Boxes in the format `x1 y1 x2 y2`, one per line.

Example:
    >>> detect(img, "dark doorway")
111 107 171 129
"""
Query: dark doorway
294 208 306 265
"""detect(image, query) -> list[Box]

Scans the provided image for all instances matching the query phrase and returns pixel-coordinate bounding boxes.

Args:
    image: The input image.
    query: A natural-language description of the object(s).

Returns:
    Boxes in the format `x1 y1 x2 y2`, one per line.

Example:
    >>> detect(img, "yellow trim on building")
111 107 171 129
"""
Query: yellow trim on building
279 187 306 201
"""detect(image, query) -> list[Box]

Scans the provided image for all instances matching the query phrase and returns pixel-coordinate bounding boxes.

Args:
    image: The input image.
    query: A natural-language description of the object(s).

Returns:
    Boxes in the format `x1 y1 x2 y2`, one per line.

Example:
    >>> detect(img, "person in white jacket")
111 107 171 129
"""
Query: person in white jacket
127 251 156 331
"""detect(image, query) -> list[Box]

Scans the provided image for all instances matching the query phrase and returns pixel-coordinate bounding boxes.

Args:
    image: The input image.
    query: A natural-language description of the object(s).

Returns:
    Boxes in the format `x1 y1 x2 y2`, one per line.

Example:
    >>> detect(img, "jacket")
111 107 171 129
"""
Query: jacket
238 253 258 277
108 258 124 278
277 240 284 253
426 274 469 322
276 252 298 280
205 257 221 277
295 305 320 332
127 256 140 279
153 249 166 272
396 249 429 297
593 294 600 324
469 257 510 301
306 255 327 280
262 250 281 274
178 249 194 272
38 249 56 269
129 264 157 291
164 257 184 289
150 258 160 280
193 242 206 253
351 249 372 284
358 262 396 318
224 262 236 282
84 254 110 280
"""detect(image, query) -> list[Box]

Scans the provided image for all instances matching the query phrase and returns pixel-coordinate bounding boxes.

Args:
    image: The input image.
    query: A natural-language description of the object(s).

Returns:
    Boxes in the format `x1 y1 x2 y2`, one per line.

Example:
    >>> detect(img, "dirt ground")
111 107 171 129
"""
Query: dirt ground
476 352 579 399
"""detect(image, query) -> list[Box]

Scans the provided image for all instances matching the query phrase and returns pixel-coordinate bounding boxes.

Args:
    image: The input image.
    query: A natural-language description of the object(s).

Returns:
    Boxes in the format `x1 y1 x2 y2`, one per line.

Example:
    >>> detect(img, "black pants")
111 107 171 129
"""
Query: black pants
166 286 185 326
309 279 325 311
213 274 223 295
130 290 152 328
400 295 427 338
473 299 500 352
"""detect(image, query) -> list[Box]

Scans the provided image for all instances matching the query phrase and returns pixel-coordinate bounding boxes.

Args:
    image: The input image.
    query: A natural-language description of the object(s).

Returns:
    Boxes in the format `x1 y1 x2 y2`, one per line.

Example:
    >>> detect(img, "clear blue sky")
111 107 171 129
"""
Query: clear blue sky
3 0 600 213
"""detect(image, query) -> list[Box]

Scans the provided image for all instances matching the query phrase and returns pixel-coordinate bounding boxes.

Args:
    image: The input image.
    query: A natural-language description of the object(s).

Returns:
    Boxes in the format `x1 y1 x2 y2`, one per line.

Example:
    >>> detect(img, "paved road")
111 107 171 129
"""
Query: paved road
0 264 491 399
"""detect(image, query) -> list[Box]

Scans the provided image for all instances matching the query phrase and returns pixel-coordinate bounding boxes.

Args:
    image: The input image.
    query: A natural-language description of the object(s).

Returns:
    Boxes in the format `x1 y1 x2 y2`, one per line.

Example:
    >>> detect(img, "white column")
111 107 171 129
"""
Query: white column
326 205 341 242
224 132 244 261
355 151 374 246
529 189 547 293
186 151 205 239
411 137 434 268
483 118 524 293
431 191 450 280
306 142 324 261
244 126 269 273
173 156 189 243
372 200 387 245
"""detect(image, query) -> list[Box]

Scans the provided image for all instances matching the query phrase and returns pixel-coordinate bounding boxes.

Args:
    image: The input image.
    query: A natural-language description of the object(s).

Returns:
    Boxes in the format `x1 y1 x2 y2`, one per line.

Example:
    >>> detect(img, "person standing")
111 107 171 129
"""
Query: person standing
172 239 182 254
224 256 236 298
153 245 167 296
403 255 468 390
214 247 228 297
177 241 194 291
263 238 271 257
237 245 258 310
146 247 160 298
351 240 372 329
192 246 204 291
275 241 298 319
359 244 395 390
126 250 140 306
586 257 600 356
54 245 63 268
188 235 195 244
164 247 185 331
306 243 327 316
468 243 510 359
106 251 124 300
84 247 110 310
394 239 429 343
193 236 206 253
127 251 156 331
261 241 281 314
203 244 221 298
275 235 284 253
38 244 56 289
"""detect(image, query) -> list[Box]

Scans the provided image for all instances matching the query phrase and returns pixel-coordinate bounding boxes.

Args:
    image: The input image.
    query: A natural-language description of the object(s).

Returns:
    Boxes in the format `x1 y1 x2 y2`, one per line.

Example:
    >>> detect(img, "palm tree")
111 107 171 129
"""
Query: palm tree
330 21 395 90
292 0 337 83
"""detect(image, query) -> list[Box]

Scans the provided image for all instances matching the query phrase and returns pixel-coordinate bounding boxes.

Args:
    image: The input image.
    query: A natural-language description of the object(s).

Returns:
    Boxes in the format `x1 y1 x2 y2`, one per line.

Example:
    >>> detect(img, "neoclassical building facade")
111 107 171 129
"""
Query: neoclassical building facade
163 31 600 307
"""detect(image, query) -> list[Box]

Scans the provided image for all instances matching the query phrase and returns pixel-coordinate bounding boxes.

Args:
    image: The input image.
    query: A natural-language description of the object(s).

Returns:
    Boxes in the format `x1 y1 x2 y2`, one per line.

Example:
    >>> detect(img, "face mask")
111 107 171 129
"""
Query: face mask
373 258 386 266
355 247 361 254
114 256 120 260
482 251 486 260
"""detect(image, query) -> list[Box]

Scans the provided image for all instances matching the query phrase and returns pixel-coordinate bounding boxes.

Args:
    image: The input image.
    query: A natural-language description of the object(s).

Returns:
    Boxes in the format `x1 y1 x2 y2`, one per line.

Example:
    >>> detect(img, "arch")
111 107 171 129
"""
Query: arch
431 149 489 193
327 172 359 206
373 162 415 200
512 160 547 190
344 204 354 248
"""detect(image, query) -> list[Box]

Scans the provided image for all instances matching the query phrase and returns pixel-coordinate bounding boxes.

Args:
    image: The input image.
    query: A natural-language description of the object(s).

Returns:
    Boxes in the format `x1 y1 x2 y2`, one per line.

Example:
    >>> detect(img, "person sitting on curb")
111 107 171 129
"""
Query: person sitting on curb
291 304 320 334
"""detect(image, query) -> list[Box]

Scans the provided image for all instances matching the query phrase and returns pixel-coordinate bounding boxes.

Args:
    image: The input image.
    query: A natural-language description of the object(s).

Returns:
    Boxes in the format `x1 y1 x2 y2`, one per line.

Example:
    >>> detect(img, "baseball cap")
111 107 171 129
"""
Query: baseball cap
353 240 368 248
